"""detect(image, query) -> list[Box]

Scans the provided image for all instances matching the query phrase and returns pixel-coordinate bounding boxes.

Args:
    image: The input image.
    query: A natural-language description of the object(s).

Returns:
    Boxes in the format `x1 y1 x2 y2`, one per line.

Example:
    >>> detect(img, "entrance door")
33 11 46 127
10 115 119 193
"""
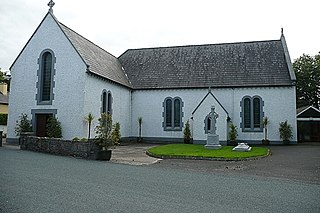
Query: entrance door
36 114 52 137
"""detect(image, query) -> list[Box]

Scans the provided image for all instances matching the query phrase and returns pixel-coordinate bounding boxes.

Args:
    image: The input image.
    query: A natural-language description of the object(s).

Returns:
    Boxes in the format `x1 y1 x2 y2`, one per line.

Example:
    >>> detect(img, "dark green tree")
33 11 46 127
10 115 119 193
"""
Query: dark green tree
47 116 62 138
183 120 192 144
293 52 320 108
15 113 33 136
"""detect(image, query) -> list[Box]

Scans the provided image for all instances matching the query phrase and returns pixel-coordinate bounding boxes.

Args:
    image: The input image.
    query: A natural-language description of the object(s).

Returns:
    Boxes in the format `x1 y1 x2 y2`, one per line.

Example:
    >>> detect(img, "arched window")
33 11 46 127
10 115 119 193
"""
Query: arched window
253 97 261 128
241 96 263 131
244 98 251 128
37 49 55 105
204 114 212 134
107 92 112 115
165 99 172 127
102 91 107 113
101 90 112 115
163 97 183 131
174 99 181 128
41 52 52 101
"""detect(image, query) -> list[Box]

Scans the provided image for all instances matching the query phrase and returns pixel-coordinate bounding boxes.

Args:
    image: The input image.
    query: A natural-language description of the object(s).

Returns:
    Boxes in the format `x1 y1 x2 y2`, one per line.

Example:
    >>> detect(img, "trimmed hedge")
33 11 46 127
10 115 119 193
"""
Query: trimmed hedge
0 114 8 125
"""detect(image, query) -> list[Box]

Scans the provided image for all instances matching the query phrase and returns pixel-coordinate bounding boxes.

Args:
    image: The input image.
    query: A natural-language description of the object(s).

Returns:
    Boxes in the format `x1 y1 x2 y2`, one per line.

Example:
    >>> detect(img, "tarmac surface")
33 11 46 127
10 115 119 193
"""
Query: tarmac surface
1 142 319 212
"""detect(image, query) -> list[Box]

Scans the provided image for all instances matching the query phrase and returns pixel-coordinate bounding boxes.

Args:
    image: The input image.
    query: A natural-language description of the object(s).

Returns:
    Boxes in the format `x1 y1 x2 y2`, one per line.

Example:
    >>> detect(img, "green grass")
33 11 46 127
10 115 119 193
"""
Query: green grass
148 144 269 159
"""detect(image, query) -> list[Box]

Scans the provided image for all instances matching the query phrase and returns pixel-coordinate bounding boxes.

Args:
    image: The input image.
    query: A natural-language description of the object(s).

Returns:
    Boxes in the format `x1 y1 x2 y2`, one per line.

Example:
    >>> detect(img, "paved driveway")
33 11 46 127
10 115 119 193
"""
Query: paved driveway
111 143 320 184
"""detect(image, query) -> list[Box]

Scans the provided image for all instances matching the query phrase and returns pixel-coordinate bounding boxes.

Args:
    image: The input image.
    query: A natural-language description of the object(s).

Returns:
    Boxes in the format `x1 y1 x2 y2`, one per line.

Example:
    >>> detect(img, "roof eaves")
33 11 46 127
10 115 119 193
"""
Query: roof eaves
280 34 296 82
86 71 133 89
297 105 320 116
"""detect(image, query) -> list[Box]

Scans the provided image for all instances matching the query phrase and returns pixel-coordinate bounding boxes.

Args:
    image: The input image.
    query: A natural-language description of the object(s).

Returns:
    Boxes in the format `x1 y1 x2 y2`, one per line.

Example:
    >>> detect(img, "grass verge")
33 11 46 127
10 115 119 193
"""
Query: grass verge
147 144 269 160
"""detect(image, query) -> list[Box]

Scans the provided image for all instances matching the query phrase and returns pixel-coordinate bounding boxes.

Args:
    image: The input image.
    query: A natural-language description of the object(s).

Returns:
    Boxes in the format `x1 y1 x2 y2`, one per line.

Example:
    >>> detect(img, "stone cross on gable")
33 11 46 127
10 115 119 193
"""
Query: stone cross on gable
48 0 55 13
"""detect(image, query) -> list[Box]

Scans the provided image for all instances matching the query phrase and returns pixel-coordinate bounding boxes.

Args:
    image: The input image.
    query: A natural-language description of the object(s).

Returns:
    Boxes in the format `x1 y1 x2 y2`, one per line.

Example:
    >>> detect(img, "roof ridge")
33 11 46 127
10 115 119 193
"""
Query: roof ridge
123 39 280 52
58 22 118 59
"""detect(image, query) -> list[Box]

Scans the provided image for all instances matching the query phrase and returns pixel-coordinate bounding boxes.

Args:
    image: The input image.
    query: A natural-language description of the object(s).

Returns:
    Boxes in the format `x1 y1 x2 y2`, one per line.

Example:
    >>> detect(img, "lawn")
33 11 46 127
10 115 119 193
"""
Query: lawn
148 144 269 160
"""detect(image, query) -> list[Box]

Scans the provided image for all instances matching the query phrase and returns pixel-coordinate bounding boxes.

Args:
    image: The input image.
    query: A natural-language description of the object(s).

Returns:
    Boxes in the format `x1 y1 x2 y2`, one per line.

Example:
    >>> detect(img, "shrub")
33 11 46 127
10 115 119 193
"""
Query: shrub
229 123 238 141
72 137 80 141
279 120 293 142
183 120 192 144
15 113 32 136
111 122 121 146
80 138 88 142
95 113 116 150
0 114 8 125
47 117 62 138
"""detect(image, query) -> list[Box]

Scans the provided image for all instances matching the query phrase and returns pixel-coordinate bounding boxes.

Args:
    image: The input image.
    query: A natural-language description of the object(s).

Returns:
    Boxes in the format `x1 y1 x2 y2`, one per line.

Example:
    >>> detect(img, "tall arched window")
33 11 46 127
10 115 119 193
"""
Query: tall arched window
163 97 183 131
102 91 107 113
241 96 263 131
107 92 112 115
37 49 55 105
101 90 112 115
244 98 251 128
165 99 172 127
41 52 52 101
174 99 181 128
253 97 261 128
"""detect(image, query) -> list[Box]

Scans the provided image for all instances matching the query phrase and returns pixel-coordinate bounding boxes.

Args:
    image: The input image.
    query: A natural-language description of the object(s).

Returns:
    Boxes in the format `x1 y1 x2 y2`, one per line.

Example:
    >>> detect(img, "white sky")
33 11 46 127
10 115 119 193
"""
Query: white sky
1 0 319 71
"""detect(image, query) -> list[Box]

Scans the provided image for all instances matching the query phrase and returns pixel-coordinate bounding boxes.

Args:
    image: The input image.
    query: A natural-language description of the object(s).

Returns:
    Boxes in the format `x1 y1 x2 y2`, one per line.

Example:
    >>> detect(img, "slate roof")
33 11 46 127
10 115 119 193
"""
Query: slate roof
119 39 294 89
58 23 132 88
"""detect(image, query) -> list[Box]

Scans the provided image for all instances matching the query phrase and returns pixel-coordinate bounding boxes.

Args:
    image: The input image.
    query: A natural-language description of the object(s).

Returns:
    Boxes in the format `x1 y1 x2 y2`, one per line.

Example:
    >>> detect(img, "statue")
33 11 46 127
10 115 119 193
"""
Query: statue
205 106 221 149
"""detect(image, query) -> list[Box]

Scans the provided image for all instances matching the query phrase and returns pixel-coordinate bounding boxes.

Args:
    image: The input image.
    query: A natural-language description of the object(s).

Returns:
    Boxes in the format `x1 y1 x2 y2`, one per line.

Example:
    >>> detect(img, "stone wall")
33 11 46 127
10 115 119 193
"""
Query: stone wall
20 133 100 160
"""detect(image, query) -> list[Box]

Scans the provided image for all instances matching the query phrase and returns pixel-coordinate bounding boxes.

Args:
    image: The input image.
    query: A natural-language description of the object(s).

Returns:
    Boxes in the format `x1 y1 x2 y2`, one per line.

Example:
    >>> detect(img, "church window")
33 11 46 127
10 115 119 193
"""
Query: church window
204 114 212 134
36 49 55 105
107 92 112 115
101 90 112 115
163 97 183 131
241 96 263 131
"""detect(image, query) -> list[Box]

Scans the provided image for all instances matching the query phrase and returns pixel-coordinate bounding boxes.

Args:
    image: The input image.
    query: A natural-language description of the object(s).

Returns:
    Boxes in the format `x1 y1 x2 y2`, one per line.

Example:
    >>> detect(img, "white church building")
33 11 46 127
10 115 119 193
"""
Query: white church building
7 2 297 144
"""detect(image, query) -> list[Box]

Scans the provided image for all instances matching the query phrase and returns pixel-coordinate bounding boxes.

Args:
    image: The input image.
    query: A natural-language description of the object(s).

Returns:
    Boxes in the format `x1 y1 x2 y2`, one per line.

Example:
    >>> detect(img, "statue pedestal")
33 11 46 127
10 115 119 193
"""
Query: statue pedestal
205 133 221 149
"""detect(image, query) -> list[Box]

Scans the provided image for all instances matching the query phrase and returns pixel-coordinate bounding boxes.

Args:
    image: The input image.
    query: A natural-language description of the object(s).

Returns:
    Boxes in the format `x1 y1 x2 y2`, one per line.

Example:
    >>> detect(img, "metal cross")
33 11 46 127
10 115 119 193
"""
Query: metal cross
48 0 55 13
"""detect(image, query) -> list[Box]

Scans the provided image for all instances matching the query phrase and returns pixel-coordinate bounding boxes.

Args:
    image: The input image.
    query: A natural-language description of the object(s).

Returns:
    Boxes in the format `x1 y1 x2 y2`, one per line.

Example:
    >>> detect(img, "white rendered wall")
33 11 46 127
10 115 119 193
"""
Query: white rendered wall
8 14 87 141
83 75 132 139
131 87 297 143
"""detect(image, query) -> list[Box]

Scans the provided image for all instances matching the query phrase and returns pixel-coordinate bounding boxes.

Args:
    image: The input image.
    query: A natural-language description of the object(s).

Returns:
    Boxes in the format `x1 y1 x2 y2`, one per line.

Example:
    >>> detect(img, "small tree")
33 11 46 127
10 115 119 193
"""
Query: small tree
111 122 121 146
15 113 33 136
228 123 238 145
95 113 115 150
47 116 62 138
138 117 143 142
183 120 192 144
84 113 94 139
262 117 270 144
279 120 293 144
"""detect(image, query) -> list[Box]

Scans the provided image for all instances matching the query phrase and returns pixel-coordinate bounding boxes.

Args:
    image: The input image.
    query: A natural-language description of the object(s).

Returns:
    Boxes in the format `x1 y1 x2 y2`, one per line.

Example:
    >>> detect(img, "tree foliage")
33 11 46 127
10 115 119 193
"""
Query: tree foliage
15 113 33 136
47 116 62 138
293 52 320 108
95 113 119 150
183 120 192 144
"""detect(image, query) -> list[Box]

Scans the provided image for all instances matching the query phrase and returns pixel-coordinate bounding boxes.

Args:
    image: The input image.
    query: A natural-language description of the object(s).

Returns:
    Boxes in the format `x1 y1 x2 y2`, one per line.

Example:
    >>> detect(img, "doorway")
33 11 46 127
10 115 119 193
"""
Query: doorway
35 114 52 137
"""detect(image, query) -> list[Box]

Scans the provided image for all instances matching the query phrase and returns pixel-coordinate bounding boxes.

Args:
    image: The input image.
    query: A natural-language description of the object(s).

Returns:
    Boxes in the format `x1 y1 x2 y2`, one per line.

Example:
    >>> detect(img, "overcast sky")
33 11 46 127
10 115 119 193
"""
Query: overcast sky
1 0 319 71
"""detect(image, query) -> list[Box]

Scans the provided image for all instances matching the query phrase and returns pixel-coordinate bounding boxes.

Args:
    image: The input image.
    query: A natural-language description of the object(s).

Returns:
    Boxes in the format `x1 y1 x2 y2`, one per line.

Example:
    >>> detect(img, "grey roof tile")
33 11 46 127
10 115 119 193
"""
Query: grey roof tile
59 23 132 88
118 40 293 89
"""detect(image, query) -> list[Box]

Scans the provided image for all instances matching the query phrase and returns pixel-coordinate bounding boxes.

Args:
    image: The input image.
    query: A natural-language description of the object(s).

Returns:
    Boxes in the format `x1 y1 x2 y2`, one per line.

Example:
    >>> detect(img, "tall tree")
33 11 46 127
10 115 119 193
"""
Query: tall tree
293 52 320 108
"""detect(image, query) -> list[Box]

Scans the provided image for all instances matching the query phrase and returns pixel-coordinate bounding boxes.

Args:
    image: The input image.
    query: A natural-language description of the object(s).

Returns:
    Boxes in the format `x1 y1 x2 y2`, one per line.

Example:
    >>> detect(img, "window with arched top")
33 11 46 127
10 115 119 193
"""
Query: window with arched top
102 91 107 113
107 92 112 115
36 49 56 105
163 97 183 131
241 96 263 131
101 90 112 115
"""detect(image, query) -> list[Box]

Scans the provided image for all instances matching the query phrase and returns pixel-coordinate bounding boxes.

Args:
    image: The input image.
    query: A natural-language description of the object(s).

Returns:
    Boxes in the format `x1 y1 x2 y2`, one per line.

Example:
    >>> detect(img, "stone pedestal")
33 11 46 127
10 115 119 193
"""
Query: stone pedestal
205 133 221 149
